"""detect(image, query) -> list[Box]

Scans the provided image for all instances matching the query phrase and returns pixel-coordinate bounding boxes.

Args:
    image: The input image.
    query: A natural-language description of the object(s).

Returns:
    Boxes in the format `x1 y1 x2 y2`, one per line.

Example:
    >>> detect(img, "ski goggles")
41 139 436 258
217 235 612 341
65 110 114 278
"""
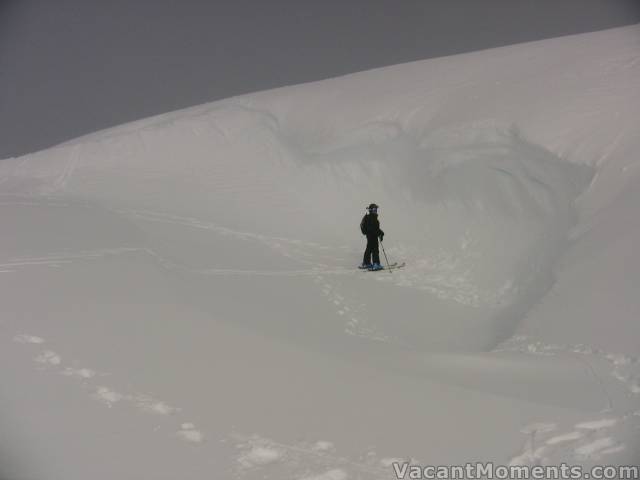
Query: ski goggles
366 207 379 213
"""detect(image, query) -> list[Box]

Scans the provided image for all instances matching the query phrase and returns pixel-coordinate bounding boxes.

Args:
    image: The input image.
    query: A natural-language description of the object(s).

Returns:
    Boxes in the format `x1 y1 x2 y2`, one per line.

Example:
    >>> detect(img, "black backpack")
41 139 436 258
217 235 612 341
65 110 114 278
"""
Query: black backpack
360 215 367 235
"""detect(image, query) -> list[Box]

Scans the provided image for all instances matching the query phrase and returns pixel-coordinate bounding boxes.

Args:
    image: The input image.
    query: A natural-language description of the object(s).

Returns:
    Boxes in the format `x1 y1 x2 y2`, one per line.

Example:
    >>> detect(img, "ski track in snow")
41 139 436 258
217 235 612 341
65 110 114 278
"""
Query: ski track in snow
1 202 462 345
0 247 148 271
178 217 500 306
0 243 353 278
2 202 495 308
0 199 349 277
115 208 348 272
497 335 640 465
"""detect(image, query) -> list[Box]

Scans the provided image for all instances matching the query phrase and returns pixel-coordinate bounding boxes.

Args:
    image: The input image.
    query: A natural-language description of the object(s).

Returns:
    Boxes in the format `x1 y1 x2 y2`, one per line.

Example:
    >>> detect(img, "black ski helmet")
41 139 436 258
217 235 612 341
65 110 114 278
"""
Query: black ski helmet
367 203 379 213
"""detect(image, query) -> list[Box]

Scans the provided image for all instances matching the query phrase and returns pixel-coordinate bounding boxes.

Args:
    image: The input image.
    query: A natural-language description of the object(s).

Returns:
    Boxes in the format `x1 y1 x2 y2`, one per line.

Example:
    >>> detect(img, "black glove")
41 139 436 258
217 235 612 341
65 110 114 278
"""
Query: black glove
379 232 384 242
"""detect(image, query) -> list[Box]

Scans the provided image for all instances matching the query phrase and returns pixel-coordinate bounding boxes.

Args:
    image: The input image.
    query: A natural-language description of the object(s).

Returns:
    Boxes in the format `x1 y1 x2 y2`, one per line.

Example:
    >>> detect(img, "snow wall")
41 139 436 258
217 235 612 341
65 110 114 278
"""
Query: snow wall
0 103 593 351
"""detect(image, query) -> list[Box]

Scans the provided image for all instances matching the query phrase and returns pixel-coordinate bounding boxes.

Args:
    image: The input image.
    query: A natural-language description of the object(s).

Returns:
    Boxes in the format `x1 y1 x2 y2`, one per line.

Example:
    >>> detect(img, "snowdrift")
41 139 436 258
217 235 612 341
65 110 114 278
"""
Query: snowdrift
0 110 594 351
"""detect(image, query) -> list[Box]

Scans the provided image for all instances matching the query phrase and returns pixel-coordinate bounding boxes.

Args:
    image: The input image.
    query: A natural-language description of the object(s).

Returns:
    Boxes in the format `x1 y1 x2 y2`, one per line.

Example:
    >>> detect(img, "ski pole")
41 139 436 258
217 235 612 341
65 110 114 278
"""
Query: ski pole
380 239 392 273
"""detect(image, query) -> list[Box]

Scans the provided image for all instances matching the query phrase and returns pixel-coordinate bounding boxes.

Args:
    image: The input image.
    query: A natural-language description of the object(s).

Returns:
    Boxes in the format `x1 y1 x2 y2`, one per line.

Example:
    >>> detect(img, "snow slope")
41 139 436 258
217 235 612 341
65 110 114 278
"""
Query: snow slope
1 24 639 479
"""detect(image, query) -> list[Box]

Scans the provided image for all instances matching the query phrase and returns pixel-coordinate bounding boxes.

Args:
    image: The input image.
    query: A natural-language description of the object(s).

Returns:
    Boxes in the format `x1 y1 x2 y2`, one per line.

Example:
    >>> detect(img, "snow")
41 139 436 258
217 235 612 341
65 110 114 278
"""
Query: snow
574 438 617 458
94 387 124 406
300 469 348 480
1 24 640 479
177 423 205 444
34 350 62 366
61 367 96 379
13 334 45 344
576 418 619 430
238 445 283 467
546 432 584 445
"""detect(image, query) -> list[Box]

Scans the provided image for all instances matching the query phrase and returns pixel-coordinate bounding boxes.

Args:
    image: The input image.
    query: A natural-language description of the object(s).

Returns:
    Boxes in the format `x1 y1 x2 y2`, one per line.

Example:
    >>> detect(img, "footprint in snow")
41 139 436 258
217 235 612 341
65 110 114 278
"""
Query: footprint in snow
12 330 202 448
34 350 61 366
61 367 96 379
177 423 204 443
311 440 334 453
13 334 46 344
93 386 124 407
237 445 283 468
133 394 179 415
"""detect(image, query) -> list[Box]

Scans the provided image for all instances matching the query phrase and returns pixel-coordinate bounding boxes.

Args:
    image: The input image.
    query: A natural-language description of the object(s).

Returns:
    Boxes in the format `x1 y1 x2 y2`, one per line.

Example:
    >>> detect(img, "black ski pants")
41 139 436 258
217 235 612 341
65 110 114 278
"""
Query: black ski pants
363 235 380 265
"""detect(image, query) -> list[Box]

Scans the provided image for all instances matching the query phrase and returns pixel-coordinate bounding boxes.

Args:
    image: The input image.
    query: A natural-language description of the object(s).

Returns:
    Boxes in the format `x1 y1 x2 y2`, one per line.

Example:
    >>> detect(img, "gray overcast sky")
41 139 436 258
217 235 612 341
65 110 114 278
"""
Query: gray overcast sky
1 0 639 158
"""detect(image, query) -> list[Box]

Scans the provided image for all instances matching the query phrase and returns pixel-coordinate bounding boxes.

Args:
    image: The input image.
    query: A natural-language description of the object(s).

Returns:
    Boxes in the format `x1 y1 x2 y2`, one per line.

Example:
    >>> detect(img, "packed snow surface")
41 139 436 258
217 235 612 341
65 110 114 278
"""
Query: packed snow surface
1 25 639 479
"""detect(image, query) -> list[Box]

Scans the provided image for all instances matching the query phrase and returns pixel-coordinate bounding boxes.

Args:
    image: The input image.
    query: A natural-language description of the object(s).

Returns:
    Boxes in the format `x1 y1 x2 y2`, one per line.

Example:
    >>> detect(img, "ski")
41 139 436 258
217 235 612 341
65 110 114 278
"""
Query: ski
373 261 405 272
357 263 392 270
358 262 405 271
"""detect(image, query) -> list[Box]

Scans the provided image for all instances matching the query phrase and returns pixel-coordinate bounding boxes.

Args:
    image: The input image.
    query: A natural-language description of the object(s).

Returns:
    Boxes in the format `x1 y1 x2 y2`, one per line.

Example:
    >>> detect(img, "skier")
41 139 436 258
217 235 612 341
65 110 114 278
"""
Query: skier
360 203 385 270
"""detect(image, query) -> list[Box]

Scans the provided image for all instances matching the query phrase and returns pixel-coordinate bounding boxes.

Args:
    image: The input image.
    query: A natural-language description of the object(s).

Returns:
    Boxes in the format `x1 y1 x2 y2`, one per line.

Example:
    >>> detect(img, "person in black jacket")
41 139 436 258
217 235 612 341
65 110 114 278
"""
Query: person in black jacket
360 203 384 270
